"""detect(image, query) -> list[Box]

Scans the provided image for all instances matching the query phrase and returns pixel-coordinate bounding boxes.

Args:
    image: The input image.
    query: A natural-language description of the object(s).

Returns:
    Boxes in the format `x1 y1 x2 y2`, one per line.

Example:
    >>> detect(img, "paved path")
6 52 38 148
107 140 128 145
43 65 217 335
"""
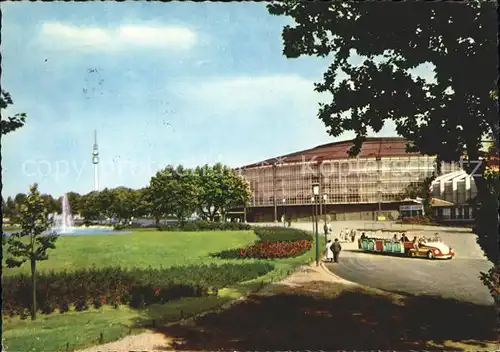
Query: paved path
254 221 494 306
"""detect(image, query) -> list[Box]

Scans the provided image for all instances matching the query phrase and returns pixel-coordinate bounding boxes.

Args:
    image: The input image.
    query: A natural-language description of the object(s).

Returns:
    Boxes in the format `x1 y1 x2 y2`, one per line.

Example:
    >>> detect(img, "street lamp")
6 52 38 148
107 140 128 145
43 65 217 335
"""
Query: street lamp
282 198 286 227
312 182 320 266
323 194 328 242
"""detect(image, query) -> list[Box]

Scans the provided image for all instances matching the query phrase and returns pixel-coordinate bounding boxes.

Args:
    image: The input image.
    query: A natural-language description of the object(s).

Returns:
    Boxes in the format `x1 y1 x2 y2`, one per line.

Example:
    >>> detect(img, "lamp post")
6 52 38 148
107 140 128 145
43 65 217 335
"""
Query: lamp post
323 194 328 242
312 182 320 266
282 198 286 227
310 196 315 233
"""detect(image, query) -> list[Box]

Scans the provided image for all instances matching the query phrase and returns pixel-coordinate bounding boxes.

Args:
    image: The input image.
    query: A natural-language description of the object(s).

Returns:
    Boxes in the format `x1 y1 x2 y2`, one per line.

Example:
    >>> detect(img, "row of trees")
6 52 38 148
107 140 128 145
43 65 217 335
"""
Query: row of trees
3 163 251 226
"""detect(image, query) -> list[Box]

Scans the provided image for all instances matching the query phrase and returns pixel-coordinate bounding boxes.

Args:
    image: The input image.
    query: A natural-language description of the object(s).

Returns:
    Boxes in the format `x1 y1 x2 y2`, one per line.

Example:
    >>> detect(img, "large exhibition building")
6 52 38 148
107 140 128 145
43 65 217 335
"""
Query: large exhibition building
231 137 473 223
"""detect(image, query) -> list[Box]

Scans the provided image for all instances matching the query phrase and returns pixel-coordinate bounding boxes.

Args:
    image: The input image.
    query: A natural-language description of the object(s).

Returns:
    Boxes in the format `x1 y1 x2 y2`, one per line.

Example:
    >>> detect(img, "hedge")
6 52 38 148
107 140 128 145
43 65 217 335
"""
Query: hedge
157 220 252 232
2 263 274 318
253 226 313 242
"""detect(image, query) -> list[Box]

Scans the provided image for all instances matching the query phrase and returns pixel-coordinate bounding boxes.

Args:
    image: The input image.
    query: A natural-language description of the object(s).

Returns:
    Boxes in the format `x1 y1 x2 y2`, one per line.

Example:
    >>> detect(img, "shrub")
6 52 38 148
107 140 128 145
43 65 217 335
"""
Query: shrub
253 226 313 242
401 217 430 224
156 221 252 232
2 263 274 317
215 240 312 259
181 222 199 231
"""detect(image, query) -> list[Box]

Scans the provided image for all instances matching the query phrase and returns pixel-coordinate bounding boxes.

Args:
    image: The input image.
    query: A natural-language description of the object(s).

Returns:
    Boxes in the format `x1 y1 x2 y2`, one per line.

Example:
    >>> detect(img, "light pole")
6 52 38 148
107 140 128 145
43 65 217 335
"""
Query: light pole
323 194 328 242
310 196 315 233
282 198 286 227
312 182 320 266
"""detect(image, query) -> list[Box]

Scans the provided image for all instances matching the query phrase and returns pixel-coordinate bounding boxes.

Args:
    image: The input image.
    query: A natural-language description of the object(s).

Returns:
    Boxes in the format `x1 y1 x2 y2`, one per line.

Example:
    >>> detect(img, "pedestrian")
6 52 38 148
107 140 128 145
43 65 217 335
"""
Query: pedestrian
331 238 342 263
323 222 329 237
324 239 334 262
350 229 356 243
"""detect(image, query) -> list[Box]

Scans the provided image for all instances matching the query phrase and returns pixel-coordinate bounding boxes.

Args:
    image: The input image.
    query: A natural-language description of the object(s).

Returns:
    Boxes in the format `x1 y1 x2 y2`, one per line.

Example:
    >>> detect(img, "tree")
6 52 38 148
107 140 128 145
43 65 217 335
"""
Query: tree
41 194 60 215
78 191 101 224
147 167 176 225
194 163 251 221
1 90 27 135
134 187 152 219
402 176 436 219
5 184 59 320
268 1 498 263
109 187 140 224
168 165 199 225
2 196 16 220
65 192 82 216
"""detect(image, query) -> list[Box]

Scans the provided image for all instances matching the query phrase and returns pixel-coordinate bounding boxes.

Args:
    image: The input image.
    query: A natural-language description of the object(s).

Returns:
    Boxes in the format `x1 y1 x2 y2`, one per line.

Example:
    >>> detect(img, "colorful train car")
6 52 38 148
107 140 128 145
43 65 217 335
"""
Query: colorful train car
358 237 454 259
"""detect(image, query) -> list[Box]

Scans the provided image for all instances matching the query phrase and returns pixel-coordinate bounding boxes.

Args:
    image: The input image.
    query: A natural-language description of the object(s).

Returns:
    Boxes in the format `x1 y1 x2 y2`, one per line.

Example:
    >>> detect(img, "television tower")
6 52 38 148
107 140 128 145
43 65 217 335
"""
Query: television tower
92 130 99 191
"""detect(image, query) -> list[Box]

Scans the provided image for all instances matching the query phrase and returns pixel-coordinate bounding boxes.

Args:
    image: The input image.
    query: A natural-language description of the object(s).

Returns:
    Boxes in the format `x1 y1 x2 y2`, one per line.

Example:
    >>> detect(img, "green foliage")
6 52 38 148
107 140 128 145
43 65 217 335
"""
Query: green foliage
2 263 274 316
268 1 497 264
5 184 59 320
1 89 27 135
194 163 251 221
156 220 252 232
253 226 313 242
402 176 435 220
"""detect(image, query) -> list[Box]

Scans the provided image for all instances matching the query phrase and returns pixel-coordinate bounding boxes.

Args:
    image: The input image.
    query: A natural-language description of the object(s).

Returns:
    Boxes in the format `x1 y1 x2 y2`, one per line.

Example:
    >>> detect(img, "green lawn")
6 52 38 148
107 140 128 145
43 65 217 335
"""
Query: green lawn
2 229 322 352
2 229 258 276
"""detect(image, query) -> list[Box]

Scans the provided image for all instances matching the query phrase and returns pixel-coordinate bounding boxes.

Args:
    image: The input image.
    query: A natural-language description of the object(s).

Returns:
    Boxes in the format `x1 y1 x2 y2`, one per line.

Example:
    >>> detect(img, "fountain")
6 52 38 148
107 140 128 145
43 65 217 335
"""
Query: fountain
53 194 75 233
49 193 116 236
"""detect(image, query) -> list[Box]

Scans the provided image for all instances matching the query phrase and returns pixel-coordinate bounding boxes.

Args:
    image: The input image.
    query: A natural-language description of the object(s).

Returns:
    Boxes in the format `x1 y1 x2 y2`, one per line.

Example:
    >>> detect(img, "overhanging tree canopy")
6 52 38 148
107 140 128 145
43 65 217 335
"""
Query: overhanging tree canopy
268 0 498 263
268 1 498 159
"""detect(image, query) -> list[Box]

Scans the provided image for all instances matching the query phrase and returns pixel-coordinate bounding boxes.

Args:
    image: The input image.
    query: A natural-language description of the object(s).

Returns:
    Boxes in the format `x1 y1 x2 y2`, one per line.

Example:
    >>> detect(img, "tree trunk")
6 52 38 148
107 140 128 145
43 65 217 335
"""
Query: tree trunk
30 259 37 320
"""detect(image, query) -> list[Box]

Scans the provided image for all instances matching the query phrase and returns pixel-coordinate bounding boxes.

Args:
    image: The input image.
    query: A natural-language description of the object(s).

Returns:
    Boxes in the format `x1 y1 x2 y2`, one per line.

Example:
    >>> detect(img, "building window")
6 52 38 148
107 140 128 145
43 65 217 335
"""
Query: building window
442 208 451 220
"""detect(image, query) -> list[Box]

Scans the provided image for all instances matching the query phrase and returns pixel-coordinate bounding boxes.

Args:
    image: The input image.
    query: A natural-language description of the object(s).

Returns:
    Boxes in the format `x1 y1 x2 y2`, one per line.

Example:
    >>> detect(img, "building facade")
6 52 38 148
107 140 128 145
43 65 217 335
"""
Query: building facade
233 137 462 222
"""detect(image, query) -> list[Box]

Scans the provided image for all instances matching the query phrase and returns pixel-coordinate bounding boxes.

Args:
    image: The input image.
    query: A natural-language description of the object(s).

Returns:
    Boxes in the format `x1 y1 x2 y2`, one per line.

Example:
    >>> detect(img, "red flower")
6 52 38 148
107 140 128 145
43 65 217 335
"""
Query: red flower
154 288 161 296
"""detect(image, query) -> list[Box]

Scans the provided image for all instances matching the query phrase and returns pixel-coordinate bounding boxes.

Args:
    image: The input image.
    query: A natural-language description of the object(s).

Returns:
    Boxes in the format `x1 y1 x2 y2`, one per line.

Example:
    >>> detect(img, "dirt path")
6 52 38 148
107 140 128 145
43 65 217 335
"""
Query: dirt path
76 263 345 352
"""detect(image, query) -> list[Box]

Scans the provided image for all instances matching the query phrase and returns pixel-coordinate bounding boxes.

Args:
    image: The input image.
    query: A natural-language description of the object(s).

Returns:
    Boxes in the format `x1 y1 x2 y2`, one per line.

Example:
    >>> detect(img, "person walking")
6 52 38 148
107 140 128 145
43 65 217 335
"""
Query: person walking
324 239 334 262
331 238 342 263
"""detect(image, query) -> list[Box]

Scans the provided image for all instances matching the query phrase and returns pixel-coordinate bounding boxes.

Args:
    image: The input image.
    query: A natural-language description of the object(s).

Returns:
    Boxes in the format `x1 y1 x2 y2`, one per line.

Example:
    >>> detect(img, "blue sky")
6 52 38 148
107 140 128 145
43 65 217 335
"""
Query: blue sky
1 2 415 198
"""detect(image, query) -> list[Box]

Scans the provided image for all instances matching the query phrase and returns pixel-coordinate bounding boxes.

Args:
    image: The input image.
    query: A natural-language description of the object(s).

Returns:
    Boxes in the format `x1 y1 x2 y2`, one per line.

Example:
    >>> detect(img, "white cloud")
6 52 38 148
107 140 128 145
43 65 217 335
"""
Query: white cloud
40 22 197 52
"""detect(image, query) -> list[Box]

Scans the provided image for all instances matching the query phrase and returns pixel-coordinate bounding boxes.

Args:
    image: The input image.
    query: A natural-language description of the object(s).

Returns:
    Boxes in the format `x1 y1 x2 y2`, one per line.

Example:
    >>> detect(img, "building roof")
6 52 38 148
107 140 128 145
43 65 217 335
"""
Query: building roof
430 198 456 207
238 137 422 169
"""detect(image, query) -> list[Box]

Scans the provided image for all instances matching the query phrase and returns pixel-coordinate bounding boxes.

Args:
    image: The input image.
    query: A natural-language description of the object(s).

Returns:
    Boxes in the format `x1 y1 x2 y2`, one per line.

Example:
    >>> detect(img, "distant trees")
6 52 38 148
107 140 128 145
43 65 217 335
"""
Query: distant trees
5 184 59 320
4 163 251 226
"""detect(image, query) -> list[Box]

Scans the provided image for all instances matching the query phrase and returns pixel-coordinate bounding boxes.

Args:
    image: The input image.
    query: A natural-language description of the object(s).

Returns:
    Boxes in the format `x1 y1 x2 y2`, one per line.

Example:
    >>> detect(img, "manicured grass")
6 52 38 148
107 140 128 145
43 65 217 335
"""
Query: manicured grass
2 229 259 276
2 229 324 352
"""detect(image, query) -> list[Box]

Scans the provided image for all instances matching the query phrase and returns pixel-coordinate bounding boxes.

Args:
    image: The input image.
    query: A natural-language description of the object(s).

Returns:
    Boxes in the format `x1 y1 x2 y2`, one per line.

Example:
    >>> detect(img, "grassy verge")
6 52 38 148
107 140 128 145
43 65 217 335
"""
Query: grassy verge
2 230 324 352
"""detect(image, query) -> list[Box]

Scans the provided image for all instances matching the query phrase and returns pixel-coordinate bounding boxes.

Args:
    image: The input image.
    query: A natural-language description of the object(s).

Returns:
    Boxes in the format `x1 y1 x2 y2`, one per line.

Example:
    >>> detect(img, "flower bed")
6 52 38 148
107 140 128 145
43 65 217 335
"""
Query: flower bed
2 263 274 318
400 217 431 224
214 240 312 259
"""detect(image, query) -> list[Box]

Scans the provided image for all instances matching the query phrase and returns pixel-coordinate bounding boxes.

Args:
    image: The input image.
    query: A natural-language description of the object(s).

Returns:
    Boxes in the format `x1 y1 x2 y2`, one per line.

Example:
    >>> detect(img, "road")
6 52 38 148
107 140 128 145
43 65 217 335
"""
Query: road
253 220 494 306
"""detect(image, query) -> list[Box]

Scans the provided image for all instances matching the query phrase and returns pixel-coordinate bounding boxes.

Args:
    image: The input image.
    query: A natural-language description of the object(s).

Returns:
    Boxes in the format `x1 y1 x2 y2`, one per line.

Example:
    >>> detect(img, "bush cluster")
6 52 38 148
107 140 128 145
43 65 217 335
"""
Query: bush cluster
157 220 252 232
253 226 313 242
2 263 274 317
215 240 312 259
401 217 431 224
